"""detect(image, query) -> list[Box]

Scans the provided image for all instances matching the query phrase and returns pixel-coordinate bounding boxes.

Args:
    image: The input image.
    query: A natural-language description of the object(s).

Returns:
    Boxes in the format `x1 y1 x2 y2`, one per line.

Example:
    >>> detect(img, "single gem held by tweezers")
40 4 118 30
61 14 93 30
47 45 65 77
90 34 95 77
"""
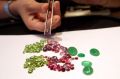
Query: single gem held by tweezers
68 47 78 56
83 66 93 75
90 48 100 56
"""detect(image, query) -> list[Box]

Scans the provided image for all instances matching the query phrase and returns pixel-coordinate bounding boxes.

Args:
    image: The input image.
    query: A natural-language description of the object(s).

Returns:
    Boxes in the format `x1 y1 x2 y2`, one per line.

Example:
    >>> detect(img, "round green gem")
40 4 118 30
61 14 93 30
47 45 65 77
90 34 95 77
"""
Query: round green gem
83 67 93 75
90 48 100 56
77 53 85 57
68 47 78 56
82 61 92 67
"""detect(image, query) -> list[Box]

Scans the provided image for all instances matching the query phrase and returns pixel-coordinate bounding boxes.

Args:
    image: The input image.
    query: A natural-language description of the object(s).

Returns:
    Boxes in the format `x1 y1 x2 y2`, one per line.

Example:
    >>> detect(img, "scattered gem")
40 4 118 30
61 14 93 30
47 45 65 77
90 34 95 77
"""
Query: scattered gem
90 48 100 56
81 61 92 67
77 53 85 57
68 47 78 56
83 66 93 75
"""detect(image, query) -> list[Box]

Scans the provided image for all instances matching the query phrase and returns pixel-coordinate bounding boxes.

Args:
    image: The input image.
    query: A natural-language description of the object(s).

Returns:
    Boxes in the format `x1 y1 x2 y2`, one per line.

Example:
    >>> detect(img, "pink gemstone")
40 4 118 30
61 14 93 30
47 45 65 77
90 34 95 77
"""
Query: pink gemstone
60 52 66 56
71 67 74 70
61 67 65 72
43 47 48 52
75 57 78 60
65 54 71 58
60 46 68 52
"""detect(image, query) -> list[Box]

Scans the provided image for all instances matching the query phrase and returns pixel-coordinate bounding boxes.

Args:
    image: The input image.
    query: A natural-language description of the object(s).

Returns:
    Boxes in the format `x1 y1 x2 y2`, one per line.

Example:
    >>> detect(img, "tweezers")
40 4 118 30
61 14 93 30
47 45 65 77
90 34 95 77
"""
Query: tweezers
44 0 54 36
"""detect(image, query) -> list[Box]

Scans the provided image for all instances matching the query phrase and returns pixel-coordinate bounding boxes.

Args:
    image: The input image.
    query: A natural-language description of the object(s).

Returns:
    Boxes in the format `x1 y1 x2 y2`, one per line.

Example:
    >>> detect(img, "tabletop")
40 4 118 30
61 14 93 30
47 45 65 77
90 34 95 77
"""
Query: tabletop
0 26 120 79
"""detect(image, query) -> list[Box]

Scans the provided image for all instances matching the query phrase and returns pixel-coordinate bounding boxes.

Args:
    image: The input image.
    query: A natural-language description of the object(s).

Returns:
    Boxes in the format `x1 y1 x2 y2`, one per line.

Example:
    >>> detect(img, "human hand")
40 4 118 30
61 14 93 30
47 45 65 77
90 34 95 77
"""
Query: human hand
72 0 120 8
10 0 61 32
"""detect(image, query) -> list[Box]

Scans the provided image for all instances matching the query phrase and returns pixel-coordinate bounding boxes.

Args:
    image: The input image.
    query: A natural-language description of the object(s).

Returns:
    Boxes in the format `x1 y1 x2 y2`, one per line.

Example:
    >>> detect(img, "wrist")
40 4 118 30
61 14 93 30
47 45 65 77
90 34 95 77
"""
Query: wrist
3 1 19 19
9 1 19 18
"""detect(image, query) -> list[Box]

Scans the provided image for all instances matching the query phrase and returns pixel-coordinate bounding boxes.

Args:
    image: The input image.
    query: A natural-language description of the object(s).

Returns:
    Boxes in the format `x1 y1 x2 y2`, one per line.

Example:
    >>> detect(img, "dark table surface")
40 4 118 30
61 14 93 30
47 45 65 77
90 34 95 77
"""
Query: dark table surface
0 15 120 35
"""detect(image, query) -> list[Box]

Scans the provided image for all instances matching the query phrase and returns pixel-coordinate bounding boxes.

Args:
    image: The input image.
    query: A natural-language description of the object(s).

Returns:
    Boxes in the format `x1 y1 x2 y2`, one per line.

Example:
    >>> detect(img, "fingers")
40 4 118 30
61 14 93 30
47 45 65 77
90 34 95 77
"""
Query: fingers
20 0 61 32
52 1 61 29
35 13 46 22
54 1 61 15
52 15 61 29
28 1 48 13
21 13 45 32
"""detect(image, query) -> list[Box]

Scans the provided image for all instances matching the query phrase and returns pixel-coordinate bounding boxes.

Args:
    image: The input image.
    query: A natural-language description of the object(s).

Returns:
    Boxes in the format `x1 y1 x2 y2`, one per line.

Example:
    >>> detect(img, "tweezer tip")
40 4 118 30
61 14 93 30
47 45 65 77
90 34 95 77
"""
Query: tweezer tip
44 32 51 37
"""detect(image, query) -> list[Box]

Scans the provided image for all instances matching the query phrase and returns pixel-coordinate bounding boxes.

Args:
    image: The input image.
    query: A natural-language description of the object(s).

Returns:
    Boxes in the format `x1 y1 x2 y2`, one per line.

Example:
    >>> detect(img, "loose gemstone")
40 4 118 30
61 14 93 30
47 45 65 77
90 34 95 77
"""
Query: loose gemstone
68 47 78 56
74 57 78 60
90 48 100 56
43 47 48 52
60 46 68 52
77 53 85 57
82 61 92 67
83 67 93 75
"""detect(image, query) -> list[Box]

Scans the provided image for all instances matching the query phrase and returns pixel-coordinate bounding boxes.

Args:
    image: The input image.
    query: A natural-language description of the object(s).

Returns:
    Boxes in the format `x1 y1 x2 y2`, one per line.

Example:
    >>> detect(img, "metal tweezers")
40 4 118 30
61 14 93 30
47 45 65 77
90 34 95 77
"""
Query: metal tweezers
44 0 54 36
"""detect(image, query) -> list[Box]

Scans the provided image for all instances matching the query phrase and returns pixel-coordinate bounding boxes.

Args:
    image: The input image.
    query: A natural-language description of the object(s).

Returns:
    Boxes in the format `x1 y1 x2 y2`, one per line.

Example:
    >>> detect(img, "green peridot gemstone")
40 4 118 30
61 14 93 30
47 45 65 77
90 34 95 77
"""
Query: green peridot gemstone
77 53 85 57
68 47 78 56
90 48 100 56
82 61 92 67
23 39 46 53
83 66 93 75
24 55 47 73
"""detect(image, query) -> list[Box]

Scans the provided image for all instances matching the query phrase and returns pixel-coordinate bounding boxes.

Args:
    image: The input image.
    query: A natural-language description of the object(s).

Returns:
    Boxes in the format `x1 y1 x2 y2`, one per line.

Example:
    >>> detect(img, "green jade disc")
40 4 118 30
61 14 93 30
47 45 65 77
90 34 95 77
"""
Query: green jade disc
90 48 100 56
82 61 92 67
83 66 93 75
68 47 78 56
77 53 85 57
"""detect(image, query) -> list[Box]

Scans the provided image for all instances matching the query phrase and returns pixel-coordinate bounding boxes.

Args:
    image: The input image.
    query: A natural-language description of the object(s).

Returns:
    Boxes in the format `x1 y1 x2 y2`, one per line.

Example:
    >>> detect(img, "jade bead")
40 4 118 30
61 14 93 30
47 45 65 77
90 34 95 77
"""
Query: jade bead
68 47 78 56
82 61 92 67
90 48 100 56
83 67 93 75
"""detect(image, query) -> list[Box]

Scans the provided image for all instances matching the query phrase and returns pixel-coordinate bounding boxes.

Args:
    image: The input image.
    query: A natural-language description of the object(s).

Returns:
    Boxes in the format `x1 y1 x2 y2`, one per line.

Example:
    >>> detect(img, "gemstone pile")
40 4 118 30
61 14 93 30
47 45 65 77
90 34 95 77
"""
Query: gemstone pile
23 40 46 53
24 55 47 73
43 39 77 72
23 39 100 75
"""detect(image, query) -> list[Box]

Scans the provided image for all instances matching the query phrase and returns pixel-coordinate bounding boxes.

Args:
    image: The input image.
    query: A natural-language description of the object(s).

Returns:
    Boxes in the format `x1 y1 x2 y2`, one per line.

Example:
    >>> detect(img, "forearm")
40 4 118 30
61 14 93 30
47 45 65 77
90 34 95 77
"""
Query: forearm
72 0 120 8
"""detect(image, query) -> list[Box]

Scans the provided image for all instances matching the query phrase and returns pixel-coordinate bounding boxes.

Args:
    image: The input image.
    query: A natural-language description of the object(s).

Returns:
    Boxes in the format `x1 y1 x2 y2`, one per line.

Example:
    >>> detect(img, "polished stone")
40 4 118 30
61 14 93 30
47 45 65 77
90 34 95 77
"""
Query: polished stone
90 48 100 56
81 61 92 67
83 66 93 75
68 47 78 56
77 53 85 57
